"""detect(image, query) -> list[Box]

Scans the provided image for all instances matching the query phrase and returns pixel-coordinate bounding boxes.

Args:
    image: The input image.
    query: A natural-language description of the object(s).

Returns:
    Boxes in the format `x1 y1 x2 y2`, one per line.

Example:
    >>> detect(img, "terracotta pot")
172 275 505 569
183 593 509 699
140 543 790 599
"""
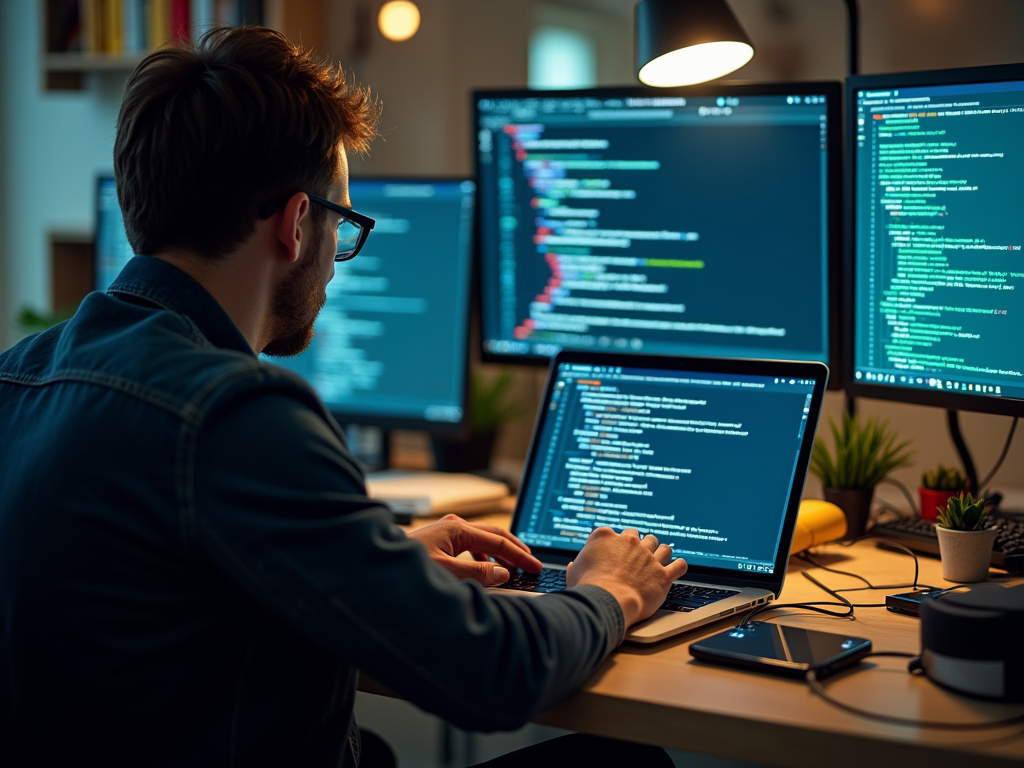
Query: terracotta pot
936 526 997 583
822 487 874 539
919 487 962 522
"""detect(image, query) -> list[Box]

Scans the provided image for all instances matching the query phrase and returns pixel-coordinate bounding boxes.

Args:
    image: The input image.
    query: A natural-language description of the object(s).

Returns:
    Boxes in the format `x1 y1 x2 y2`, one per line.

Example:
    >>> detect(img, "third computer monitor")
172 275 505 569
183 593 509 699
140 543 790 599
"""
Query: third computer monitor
846 63 1024 417
474 83 841 382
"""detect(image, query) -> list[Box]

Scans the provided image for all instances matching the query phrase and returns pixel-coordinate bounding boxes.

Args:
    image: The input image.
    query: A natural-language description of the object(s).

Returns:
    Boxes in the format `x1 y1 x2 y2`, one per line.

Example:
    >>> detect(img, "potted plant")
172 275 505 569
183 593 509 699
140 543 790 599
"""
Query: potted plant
935 492 995 583
431 368 528 472
919 464 967 522
809 412 914 538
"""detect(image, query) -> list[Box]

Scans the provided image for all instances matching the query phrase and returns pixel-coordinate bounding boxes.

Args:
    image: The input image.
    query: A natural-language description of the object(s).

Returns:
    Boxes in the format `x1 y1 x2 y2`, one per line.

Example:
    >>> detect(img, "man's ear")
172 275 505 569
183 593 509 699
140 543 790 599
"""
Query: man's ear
276 192 310 264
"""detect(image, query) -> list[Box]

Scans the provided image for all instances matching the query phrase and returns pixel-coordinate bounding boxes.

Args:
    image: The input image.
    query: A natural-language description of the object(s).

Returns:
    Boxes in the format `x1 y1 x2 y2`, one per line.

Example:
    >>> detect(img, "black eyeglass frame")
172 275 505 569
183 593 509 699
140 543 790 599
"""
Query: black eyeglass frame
257 192 376 262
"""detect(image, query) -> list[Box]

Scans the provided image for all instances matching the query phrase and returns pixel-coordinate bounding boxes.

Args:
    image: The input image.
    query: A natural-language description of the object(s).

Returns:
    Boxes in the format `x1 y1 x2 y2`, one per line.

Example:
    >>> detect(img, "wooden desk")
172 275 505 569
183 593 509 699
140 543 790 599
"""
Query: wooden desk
394 514 1024 767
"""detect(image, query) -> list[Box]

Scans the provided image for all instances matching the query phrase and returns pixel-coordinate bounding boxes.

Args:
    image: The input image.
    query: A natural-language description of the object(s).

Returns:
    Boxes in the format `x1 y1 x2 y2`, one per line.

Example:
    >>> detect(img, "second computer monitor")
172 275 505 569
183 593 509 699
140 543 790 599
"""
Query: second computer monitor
265 178 476 433
474 83 841 375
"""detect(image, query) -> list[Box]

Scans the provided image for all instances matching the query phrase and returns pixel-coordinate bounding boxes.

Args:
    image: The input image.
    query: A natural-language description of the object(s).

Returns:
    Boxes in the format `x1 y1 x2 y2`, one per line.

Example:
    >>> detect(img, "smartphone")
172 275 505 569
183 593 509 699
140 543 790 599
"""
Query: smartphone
689 622 872 679
884 588 943 617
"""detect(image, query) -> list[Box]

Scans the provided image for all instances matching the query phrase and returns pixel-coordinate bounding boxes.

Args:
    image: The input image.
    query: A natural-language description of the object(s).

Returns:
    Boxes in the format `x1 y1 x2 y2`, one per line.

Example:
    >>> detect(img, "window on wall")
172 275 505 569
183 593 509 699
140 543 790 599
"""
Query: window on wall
528 26 597 89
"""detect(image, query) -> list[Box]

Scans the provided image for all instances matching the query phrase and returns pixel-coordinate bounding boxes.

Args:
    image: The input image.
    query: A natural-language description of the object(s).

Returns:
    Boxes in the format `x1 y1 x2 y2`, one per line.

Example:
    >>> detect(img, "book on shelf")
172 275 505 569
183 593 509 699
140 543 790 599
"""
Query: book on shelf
46 0 263 57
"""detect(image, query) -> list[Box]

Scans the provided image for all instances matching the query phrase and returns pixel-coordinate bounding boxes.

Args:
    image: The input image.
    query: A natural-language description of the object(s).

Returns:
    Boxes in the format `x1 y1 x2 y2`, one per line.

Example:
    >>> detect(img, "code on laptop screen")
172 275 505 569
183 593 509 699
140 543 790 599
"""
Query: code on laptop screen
515 363 817 574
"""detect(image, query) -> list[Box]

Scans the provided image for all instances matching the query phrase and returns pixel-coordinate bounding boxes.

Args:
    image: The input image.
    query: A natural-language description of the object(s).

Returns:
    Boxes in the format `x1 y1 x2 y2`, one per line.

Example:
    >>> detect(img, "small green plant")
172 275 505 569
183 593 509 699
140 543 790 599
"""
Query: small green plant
936 492 989 531
810 412 914 489
470 369 528 434
16 305 77 335
922 464 967 491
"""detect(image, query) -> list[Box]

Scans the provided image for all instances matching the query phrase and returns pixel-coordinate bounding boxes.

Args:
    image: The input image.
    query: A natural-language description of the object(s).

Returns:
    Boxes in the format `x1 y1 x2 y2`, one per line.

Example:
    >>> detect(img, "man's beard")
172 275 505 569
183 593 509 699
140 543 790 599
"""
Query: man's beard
262 223 329 357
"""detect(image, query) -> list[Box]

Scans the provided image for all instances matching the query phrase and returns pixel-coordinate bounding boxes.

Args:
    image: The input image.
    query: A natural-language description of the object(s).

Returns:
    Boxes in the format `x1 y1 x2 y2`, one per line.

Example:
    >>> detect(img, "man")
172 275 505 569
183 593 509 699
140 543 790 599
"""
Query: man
0 27 686 766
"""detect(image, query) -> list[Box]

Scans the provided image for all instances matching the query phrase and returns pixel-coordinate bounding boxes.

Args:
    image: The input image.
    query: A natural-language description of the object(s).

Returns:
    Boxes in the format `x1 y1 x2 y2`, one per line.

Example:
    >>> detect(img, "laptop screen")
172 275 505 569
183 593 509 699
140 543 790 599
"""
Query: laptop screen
514 359 821 576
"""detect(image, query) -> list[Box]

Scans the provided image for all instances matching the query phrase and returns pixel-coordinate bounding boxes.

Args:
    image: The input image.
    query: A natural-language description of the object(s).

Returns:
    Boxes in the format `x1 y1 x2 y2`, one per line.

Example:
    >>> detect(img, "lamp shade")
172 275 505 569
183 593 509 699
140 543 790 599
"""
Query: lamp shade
636 0 754 87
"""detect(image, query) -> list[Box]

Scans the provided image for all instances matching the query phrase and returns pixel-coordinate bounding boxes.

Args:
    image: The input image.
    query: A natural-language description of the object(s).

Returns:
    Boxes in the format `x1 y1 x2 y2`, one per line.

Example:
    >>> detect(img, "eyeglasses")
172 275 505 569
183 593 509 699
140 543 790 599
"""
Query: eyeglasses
307 194 375 262
257 193 376 262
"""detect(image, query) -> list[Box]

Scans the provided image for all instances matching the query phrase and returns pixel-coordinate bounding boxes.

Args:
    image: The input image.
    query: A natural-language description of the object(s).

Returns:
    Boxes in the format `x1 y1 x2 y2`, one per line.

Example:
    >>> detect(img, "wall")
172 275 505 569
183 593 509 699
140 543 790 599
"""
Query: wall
2 0 1023 502
0 2 126 350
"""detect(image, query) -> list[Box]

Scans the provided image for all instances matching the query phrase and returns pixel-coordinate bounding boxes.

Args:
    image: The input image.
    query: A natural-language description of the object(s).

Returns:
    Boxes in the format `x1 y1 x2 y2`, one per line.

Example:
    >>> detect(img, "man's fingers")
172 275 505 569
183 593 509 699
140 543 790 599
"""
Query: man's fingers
455 526 543 574
665 557 689 581
641 534 659 552
654 543 673 564
468 521 533 554
622 528 641 539
446 559 511 586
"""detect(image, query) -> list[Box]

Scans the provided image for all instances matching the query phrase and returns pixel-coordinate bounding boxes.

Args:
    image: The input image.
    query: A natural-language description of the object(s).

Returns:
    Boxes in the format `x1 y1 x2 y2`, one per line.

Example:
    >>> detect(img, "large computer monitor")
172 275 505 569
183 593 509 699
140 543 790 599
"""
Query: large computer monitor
94 176 477 434
473 83 841 382
846 64 1024 417
95 175 135 292
265 178 476 434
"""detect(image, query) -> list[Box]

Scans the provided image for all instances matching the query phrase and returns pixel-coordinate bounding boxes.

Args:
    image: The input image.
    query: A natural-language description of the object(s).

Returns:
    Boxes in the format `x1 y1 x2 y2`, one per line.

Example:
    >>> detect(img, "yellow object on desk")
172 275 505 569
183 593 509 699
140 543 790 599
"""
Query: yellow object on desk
789 499 847 555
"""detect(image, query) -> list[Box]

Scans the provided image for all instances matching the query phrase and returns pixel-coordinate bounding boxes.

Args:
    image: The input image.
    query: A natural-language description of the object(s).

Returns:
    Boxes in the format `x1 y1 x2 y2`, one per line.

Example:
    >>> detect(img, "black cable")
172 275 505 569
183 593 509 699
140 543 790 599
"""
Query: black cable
807 656 1024 730
878 477 918 516
947 409 979 494
980 416 1019 492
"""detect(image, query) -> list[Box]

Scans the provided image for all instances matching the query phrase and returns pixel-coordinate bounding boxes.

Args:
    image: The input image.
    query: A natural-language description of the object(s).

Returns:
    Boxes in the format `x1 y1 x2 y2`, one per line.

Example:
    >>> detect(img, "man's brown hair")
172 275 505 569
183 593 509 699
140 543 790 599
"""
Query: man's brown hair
114 26 379 259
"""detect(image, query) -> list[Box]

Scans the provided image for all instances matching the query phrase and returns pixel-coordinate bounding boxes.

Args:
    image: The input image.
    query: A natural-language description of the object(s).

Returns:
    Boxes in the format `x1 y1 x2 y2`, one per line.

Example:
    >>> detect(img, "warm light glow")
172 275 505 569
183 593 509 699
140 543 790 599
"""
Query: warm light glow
378 1 421 42
638 40 754 87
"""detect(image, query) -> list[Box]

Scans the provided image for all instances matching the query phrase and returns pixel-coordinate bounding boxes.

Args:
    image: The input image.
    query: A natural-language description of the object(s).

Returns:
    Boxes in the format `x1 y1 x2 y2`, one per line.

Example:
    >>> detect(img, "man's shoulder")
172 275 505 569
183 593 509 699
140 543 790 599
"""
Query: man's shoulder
0 291 327 428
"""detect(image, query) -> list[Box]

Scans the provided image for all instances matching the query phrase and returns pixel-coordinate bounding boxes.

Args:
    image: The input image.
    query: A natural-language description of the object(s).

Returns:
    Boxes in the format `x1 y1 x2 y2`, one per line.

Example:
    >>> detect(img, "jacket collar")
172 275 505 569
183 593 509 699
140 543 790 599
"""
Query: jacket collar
108 255 254 356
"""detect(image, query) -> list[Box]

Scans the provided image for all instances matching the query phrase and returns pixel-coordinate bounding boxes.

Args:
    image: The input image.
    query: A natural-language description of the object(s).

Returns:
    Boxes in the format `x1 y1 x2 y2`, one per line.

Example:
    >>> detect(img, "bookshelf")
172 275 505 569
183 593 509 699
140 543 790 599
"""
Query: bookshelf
41 0 327 90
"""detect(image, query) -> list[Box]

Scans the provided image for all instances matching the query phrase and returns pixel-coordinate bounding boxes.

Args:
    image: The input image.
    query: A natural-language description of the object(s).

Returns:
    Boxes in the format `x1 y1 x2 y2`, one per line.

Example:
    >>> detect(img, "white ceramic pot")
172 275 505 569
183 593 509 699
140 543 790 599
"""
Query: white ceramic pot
935 526 997 583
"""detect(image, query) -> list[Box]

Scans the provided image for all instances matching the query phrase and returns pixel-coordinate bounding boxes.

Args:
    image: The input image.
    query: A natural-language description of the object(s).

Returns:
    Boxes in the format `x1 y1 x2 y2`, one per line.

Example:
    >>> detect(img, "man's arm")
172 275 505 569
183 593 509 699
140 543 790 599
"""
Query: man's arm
192 392 629 731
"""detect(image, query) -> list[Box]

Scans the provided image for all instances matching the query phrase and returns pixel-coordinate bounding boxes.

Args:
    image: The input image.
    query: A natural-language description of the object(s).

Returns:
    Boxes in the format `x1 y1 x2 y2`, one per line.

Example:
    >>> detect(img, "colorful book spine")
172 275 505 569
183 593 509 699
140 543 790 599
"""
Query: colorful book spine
170 0 190 41
191 0 215 38
147 0 170 49
123 0 148 53
103 0 124 53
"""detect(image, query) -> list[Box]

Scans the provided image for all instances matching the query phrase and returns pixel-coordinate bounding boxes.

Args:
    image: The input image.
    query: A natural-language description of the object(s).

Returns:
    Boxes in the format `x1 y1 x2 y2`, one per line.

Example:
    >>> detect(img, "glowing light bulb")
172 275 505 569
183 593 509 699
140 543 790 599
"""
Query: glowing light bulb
378 1 421 42
638 41 753 87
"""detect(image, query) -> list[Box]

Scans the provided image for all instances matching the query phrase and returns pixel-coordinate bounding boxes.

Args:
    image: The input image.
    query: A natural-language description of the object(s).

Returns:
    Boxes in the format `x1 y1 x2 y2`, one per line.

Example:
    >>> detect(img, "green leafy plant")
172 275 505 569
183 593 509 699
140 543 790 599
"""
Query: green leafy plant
936 491 989 531
922 464 967 491
810 412 914 489
16 305 77 335
470 369 528 434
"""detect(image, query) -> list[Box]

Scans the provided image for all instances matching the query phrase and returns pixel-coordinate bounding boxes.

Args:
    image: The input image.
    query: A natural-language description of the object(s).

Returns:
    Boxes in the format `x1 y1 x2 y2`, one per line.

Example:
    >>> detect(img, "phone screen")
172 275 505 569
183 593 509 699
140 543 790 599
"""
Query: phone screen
690 621 871 676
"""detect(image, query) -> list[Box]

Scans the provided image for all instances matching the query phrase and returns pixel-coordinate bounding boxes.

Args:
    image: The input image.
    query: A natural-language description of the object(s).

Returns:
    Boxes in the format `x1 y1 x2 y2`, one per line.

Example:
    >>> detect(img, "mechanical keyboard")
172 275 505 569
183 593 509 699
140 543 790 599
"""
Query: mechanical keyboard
496 568 740 612
870 515 1024 574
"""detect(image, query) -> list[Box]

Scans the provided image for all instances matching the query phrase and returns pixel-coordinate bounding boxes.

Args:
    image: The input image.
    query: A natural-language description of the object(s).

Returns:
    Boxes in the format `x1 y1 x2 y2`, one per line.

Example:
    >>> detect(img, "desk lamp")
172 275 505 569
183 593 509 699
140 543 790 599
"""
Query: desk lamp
636 0 861 85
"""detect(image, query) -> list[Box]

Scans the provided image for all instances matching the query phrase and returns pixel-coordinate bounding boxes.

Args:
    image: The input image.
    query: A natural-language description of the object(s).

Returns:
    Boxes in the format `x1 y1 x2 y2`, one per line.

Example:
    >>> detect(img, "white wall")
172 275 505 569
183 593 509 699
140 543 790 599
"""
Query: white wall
0 2 126 349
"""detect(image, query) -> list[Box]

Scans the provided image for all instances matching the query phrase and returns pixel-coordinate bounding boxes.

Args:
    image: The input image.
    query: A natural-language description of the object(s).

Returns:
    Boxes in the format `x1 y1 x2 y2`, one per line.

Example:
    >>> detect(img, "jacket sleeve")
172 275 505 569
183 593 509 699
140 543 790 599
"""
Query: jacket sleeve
191 390 625 732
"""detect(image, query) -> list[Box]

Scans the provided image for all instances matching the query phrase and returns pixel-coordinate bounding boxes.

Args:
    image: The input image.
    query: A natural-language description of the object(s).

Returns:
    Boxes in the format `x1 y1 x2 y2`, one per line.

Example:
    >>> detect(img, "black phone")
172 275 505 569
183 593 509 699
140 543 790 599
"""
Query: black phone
689 622 872 679
884 588 943 617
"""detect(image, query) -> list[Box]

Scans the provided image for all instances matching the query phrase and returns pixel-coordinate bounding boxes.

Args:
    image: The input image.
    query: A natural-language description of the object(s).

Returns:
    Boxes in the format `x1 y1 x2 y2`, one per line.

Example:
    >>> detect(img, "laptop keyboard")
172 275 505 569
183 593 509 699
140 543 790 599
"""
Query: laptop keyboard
496 568 740 612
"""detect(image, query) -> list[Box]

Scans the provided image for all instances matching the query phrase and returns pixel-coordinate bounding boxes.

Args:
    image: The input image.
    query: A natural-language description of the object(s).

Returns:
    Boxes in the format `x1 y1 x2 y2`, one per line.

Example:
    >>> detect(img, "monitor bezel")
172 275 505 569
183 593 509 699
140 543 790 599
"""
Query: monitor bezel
472 81 843 390
844 63 1024 418
296 175 477 437
509 350 830 597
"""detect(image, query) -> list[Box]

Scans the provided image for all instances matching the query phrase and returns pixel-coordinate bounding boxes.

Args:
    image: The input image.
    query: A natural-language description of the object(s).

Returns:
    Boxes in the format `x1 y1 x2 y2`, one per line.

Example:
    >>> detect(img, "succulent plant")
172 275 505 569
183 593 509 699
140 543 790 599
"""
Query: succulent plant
921 464 967 491
936 492 990 531
810 412 914 490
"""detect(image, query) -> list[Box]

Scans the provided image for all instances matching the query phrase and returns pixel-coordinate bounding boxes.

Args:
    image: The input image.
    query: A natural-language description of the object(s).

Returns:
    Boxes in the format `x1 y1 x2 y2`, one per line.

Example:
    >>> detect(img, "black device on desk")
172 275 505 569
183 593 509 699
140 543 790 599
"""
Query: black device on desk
474 82 841 384
689 622 872 680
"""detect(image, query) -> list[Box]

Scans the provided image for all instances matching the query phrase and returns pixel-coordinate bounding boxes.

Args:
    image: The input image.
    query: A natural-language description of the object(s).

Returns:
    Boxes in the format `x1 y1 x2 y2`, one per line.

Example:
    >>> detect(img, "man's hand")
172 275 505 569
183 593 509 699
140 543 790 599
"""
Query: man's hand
408 514 543 586
566 527 688 627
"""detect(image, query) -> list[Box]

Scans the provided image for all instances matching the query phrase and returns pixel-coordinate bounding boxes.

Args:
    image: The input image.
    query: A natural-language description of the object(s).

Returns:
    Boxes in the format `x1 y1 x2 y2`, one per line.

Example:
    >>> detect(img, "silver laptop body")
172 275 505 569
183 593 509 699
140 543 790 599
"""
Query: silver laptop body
489 351 828 644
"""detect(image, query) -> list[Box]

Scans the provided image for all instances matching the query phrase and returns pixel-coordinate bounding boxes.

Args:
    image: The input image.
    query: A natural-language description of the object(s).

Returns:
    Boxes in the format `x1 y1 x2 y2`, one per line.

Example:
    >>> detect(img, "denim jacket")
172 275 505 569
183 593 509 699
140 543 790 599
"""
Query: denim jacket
0 255 624 767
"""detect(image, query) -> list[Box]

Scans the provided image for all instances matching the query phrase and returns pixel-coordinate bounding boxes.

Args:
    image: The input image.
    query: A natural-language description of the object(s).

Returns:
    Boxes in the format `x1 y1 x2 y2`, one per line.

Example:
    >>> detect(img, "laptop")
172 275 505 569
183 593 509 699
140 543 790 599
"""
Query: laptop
491 350 828 643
